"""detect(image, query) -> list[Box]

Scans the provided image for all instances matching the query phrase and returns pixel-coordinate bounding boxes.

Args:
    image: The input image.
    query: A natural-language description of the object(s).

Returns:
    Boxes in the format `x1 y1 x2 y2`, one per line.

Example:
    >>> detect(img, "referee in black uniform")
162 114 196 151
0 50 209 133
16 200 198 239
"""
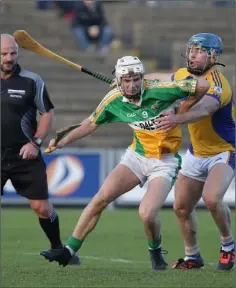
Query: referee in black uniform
1 34 79 264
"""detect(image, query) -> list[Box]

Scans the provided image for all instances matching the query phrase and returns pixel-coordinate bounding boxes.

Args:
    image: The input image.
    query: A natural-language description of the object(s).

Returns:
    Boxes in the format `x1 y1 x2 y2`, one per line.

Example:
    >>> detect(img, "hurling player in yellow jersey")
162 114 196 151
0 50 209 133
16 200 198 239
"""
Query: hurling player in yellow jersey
40 56 209 269
155 33 235 270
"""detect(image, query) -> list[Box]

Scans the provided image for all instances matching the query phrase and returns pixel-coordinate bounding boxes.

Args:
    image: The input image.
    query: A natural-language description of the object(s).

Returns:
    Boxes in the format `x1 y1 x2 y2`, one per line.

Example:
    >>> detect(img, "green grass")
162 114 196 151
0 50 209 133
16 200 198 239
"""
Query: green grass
1 208 235 287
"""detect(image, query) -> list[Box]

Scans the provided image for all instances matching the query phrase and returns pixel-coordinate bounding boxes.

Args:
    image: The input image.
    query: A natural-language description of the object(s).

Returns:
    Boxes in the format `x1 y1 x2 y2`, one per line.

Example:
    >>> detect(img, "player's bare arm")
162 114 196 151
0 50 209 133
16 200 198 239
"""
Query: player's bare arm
187 76 210 104
156 77 210 132
156 95 219 131
176 95 220 123
47 118 99 151
177 76 211 113
65 118 99 144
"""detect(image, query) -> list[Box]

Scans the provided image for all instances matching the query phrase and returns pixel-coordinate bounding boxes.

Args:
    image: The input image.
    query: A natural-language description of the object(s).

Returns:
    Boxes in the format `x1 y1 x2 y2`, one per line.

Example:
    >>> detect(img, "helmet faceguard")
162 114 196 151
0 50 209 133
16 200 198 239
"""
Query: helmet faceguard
115 56 145 99
185 33 223 75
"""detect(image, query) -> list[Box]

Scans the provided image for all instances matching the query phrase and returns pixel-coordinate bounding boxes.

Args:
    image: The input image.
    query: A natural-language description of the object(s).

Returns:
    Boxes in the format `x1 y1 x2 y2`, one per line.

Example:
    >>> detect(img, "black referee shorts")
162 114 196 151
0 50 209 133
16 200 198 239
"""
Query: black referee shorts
1 149 49 200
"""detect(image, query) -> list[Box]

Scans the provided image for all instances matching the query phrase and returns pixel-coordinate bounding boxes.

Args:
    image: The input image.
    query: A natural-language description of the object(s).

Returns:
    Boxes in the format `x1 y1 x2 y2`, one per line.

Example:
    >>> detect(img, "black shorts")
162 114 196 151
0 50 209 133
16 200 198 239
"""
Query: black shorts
1 149 49 200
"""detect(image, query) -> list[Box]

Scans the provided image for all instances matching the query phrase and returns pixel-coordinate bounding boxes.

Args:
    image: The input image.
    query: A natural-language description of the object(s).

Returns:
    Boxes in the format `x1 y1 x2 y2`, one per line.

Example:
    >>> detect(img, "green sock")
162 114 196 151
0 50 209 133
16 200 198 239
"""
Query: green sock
66 236 83 253
148 235 161 249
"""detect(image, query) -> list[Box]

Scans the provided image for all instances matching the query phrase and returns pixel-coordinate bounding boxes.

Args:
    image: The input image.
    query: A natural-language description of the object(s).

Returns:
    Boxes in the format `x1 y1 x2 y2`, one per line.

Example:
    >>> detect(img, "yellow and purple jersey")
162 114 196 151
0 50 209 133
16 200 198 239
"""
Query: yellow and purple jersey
172 68 235 157
90 79 197 159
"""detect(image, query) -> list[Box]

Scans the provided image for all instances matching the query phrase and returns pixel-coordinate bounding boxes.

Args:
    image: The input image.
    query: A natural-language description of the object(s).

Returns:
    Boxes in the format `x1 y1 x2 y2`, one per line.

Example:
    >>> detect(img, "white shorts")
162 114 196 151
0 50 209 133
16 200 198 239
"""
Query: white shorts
180 150 235 182
119 147 181 186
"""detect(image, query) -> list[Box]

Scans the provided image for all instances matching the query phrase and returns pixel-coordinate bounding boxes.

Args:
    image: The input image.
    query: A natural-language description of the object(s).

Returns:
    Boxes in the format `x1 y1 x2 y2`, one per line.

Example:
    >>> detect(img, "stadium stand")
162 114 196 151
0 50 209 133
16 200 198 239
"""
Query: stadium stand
1 0 235 148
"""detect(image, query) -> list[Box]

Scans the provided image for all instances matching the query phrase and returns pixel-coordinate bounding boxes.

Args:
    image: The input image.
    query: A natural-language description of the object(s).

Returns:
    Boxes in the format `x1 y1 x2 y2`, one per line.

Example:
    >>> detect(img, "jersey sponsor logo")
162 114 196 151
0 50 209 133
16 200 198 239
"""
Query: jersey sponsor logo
127 113 136 117
151 103 160 110
129 116 159 131
8 89 26 99
138 119 156 130
214 86 223 94
9 94 23 98
8 89 26 95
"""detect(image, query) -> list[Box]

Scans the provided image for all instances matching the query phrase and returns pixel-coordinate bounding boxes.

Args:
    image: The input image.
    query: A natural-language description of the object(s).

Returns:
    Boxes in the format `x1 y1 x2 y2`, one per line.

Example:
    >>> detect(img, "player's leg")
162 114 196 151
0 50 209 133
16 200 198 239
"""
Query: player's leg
172 150 205 269
139 176 171 270
173 174 204 268
10 156 62 249
139 177 171 245
11 155 81 264
202 152 235 270
70 164 140 239
41 160 141 266
138 152 182 270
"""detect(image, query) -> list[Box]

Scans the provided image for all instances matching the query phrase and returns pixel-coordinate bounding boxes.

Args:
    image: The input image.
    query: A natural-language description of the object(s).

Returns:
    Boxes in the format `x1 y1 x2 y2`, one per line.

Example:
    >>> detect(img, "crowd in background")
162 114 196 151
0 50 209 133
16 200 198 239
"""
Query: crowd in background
35 0 234 64
36 0 114 57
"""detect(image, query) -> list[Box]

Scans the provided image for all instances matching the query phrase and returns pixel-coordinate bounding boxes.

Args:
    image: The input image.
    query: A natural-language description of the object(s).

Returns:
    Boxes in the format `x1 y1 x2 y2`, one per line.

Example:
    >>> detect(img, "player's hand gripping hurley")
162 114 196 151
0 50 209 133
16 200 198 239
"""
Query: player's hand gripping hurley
44 124 81 153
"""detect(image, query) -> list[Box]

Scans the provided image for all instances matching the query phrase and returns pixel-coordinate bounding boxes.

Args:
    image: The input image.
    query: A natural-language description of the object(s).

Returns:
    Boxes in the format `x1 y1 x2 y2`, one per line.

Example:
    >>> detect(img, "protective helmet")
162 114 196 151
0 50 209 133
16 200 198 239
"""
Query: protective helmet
186 33 223 75
115 56 145 98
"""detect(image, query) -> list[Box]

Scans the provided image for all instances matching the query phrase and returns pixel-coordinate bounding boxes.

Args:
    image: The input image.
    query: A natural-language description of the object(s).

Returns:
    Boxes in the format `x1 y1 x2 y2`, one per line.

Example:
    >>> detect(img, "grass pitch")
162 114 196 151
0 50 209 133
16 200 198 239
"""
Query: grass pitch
1 208 235 287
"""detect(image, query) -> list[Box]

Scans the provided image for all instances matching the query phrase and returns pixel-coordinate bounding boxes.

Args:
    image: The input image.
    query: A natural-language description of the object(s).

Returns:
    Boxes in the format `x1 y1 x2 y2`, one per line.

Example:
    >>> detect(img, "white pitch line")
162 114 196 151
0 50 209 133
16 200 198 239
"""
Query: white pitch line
22 252 217 266
23 253 147 264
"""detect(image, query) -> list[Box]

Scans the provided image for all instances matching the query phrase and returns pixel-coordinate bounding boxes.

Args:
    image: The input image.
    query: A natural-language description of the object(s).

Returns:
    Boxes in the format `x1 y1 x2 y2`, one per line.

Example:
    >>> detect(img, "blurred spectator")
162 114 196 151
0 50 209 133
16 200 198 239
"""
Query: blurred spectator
71 0 114 55
54 1 76 20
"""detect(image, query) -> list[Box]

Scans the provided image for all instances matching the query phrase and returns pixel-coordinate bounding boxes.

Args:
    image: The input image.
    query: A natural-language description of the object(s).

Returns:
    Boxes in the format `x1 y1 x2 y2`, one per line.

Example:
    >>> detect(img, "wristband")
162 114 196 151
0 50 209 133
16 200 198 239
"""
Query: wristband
31 136 43 148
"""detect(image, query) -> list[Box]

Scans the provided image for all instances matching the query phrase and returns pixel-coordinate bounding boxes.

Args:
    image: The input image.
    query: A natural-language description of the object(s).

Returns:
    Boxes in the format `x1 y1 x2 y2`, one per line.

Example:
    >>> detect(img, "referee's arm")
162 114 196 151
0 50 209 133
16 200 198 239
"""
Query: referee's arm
34 75 55 142
35 109 54 140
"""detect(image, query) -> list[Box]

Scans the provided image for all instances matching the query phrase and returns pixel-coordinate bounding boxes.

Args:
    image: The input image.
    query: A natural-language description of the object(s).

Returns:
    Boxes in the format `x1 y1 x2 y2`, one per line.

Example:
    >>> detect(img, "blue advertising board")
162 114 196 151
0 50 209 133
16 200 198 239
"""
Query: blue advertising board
2 148 107 205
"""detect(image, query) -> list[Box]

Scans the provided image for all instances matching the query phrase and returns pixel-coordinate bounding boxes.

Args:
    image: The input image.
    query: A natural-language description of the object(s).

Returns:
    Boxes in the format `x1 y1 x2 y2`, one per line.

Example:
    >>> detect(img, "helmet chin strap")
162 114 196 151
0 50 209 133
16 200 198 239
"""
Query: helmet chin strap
125 93 141 100
181 53 226 75
187 66 205 75
116 80 142 100
213 62 226 67
122 87 142 100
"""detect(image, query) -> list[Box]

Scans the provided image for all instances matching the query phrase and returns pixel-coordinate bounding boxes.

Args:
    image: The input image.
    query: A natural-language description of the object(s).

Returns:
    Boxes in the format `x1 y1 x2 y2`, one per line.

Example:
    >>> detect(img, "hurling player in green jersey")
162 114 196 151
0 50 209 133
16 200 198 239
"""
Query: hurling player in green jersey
41 56 209 270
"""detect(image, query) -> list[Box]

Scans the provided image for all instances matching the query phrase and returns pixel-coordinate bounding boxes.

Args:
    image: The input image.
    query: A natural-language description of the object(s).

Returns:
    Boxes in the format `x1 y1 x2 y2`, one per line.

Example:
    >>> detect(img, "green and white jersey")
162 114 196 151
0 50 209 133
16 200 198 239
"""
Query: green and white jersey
90 79 197 159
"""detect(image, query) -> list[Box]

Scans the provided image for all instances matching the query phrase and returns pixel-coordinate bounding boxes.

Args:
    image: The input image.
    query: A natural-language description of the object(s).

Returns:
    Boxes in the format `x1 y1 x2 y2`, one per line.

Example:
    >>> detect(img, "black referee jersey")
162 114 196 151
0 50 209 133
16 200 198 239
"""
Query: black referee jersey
1 64 54 149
